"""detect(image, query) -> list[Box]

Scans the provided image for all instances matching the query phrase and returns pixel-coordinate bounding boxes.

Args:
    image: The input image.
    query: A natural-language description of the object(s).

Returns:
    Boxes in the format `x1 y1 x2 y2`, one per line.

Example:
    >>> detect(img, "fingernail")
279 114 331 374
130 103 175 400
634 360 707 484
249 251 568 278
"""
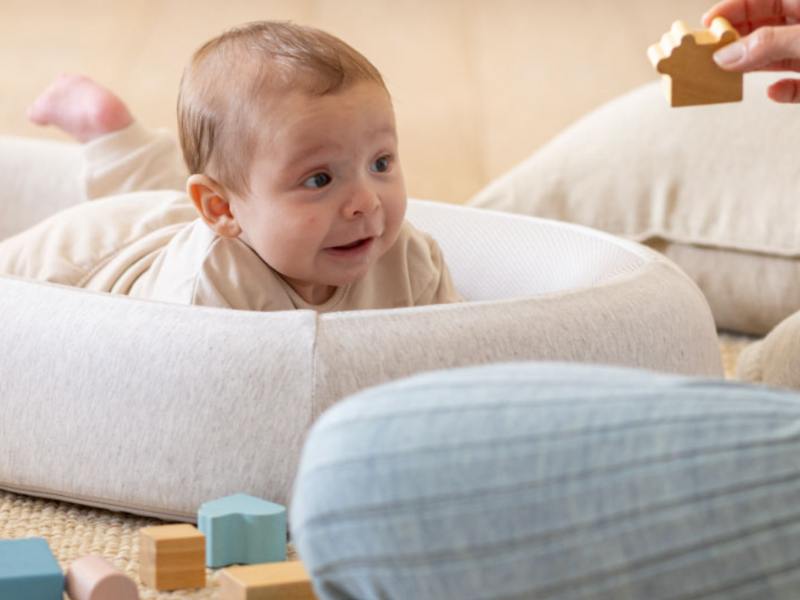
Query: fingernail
714 42 744 66
771 86 792 102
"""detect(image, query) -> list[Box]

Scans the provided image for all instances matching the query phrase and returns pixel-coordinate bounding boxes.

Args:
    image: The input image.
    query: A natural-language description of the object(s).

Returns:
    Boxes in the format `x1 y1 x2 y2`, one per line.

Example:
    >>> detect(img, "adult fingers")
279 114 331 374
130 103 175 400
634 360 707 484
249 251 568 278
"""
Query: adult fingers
713 24 800 71
751 58 800 71
767 77 800 101
703 0 800 31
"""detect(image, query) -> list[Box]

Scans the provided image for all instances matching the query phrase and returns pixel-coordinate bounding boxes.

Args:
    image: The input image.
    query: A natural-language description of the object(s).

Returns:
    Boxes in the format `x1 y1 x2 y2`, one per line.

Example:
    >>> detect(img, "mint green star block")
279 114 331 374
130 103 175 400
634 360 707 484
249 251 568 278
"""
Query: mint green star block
197 493 287 568
0 537 64 599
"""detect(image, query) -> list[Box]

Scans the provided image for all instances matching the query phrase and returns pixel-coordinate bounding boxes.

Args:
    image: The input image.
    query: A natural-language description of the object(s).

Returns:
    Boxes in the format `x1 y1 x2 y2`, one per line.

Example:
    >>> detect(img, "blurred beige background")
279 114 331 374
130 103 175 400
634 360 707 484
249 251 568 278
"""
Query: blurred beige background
1 0 710 203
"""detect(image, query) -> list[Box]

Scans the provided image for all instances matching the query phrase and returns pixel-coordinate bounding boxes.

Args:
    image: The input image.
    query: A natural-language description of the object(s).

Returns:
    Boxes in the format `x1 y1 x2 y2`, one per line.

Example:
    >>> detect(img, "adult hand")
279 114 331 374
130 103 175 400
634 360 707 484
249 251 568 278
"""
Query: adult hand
703 0 800 101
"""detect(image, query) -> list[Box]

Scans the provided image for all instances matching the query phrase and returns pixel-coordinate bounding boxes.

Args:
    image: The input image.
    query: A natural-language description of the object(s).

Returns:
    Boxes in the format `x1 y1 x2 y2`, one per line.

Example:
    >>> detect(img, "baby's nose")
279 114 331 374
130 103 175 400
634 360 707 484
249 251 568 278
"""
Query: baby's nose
345 184 380 216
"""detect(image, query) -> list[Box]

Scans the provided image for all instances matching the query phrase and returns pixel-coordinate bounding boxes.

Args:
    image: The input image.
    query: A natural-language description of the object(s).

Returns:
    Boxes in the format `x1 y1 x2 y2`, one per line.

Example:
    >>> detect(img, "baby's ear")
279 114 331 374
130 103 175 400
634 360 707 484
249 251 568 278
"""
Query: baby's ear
186 174 241 238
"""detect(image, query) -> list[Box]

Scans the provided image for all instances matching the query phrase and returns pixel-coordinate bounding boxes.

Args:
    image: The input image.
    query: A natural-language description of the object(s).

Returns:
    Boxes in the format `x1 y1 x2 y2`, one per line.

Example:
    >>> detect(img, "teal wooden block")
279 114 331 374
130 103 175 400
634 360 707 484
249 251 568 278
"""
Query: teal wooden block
198 493 286 568
0 537 64 599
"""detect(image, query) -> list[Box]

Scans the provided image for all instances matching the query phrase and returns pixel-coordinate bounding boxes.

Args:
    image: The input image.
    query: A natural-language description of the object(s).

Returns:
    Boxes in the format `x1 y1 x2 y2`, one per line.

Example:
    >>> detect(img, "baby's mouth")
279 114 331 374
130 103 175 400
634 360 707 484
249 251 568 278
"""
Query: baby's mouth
326 236 377 256
330 237 372 251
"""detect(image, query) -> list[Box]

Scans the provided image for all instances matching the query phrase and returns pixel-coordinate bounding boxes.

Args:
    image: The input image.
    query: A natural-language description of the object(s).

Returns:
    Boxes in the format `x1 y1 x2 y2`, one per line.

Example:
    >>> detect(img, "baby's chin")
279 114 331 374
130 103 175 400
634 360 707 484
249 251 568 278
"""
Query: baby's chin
320 237 398 285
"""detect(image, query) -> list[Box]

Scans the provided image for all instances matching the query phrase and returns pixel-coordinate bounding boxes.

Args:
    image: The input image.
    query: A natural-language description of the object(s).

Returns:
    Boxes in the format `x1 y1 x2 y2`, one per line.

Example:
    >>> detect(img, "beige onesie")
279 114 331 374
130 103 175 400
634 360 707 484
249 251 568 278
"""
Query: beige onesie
0 124 462 312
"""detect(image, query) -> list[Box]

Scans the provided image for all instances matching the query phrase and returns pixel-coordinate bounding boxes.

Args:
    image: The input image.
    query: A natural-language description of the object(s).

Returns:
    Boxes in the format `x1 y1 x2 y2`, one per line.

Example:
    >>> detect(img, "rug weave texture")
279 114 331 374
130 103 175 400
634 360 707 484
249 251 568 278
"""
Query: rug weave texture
0 491 298 599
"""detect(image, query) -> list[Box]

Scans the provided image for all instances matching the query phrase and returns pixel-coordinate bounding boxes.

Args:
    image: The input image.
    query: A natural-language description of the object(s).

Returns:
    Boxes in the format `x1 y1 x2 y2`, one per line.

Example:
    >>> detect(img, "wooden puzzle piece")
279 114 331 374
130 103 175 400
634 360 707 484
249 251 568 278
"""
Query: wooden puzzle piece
65 555 139 600
139 523 206 591
0 537 64 599
218 561 316 600
648 17 743 107
198 493 287 568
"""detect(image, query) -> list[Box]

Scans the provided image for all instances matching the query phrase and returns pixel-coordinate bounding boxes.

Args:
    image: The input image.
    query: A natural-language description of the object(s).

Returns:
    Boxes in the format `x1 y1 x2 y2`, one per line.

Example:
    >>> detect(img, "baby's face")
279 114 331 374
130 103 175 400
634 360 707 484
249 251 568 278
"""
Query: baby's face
229 81 406 304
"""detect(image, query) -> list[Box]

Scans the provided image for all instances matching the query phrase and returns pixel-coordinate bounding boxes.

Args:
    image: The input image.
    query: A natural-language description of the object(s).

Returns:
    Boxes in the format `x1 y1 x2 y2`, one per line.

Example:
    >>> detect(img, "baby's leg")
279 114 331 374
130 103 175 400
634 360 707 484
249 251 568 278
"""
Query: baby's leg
0 76 113 238
27 74 187 198
27 74 133 143
0 75 188 270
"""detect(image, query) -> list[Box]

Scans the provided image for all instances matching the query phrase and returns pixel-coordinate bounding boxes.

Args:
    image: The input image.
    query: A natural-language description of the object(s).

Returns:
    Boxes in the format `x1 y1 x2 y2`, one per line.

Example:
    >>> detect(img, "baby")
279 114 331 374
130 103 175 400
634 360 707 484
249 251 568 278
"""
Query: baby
0 21 462 311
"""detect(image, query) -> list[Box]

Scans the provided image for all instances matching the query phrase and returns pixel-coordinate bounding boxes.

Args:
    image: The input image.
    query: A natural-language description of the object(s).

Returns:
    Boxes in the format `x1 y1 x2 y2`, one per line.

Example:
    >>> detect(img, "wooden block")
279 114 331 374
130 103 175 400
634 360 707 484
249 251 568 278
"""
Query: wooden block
65 555 139 600
648 17 743 107
0 537 64 599
198 493 287 568
139 524 206 591
218 562 316 600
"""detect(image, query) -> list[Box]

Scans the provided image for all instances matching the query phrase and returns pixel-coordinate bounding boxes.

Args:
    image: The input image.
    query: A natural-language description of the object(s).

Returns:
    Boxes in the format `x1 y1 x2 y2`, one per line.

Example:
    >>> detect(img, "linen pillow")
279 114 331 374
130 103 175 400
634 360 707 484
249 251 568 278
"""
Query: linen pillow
736 308 800 389
469 73 800 335
0 137 84 241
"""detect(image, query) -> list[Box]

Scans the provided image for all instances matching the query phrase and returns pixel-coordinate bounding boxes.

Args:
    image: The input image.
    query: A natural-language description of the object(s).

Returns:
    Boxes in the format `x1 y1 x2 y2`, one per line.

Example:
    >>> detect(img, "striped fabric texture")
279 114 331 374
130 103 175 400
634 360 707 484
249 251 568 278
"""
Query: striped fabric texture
293 362 800 600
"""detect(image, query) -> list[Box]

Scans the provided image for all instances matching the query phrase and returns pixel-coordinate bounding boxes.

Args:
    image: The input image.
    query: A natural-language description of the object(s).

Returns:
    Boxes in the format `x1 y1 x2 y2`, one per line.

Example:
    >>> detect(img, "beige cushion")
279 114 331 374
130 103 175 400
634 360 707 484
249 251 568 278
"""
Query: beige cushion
0 137 84 241
0 197 722 520
736 310 800 389
469 73 800 336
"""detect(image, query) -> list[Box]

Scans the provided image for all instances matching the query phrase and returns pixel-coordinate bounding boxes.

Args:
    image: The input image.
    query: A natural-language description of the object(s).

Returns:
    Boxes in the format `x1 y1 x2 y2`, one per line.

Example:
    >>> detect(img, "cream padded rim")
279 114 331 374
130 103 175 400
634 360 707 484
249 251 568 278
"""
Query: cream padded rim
0 200 722 520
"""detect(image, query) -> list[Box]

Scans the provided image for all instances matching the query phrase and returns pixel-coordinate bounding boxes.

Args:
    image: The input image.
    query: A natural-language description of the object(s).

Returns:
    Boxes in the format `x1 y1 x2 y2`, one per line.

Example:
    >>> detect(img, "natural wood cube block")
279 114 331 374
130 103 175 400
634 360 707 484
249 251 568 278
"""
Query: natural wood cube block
139 524 206 591
219 561 316 600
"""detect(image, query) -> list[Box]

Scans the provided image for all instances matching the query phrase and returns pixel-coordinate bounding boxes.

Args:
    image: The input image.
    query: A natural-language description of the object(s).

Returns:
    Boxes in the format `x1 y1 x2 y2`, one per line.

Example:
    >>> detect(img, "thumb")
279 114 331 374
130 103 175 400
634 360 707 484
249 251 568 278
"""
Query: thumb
714 25 800 71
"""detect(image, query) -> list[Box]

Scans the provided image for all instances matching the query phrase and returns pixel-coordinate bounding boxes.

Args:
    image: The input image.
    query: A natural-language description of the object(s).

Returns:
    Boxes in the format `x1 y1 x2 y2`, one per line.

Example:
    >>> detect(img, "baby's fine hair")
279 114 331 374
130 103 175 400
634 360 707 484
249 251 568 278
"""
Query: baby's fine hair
177 21 387 195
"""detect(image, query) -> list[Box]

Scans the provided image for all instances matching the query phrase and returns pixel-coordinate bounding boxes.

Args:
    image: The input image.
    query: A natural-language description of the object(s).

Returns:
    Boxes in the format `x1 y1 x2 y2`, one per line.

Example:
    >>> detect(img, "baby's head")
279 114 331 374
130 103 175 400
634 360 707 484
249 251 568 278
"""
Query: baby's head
178 21 406 304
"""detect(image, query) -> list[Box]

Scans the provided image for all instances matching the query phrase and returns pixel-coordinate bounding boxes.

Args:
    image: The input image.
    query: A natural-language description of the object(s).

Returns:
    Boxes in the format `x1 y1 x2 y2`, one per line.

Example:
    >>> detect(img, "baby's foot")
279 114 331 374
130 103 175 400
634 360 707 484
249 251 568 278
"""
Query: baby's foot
27 74 133 143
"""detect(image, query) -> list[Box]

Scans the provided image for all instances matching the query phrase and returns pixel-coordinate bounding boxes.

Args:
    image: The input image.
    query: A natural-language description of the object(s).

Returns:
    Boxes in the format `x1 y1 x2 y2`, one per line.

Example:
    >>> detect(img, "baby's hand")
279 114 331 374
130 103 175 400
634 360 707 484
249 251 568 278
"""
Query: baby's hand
28 74 133 142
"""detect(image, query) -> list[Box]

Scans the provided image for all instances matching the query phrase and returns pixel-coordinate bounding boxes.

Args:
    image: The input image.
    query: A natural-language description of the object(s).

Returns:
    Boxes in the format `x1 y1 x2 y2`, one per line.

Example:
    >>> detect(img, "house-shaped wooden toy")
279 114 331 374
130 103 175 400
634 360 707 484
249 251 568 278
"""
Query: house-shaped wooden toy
648 17 743 107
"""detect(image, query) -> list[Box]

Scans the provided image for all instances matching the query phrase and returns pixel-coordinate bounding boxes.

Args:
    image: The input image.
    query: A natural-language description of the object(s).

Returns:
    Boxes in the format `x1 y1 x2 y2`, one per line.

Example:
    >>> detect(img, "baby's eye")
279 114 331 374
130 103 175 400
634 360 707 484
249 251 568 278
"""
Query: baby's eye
370 155 392 173
303 173 332 189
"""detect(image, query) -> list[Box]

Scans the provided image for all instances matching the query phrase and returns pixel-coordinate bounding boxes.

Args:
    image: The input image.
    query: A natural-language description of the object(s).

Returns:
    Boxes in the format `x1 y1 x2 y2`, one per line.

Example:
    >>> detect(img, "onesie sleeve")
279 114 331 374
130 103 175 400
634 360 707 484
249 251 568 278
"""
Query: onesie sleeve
82 122 188 200
191 235 296 312
410 229 464 306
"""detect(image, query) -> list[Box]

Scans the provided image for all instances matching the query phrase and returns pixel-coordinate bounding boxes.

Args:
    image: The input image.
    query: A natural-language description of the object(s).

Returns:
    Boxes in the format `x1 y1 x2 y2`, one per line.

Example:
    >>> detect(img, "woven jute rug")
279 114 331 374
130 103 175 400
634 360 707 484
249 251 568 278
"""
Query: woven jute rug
0 334 755 599
0 491 298 599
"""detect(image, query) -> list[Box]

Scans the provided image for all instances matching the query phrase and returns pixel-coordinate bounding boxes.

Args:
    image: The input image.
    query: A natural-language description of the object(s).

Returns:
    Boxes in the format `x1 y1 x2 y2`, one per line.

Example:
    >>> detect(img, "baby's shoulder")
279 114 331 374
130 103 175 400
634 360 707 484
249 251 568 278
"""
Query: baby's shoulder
193 229 293 311
391 220 443 268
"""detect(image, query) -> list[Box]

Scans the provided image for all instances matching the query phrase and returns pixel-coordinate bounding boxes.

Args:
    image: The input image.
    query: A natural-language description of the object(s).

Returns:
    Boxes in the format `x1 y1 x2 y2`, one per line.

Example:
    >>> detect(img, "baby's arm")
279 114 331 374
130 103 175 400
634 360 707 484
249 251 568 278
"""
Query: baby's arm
423 238 463 305
29 74 188 199
81 123 188 200
410 228 464 306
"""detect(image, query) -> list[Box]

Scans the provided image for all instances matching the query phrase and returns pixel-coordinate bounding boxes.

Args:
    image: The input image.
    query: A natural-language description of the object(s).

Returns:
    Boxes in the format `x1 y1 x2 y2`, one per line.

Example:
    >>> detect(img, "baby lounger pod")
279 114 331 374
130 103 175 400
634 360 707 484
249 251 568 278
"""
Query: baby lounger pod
0 137 721 520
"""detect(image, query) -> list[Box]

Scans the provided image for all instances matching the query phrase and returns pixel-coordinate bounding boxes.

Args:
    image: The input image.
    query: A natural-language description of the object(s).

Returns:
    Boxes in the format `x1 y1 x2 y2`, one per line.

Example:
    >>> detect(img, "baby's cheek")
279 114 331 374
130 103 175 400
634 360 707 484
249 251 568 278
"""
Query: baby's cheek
303 215 327 241
389 199 407 230
293 215 323 246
